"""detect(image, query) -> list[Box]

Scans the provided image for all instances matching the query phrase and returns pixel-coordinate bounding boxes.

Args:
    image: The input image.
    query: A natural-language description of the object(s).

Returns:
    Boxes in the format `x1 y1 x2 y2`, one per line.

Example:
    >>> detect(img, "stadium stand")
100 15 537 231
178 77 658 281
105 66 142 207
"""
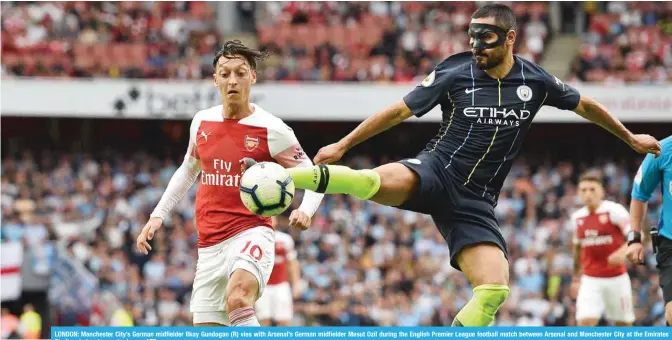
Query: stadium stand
1 1 219 79
0 1 551 81
254 1 550 82
569 1 672 84
3 1 669 83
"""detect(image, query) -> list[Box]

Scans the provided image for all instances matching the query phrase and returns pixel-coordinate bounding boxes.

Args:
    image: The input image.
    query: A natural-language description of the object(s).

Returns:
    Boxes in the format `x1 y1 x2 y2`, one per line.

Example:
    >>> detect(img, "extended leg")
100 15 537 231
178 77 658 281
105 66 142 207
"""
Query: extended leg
242 158 419 206
225 269 261 326
288 164 382 200
292 162 422 206
452 243 510 326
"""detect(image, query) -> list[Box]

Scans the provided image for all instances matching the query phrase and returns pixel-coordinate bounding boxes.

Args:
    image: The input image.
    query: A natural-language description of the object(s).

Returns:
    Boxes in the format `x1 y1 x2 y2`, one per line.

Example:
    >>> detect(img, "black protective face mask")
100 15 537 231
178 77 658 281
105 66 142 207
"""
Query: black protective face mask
468 23 510 50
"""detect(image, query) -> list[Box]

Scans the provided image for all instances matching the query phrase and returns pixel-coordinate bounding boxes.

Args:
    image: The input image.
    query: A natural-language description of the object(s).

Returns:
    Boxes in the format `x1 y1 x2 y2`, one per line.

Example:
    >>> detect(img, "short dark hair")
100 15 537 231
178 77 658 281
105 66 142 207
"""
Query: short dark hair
212 40 269 70
579 169 604 185
472 4 517 31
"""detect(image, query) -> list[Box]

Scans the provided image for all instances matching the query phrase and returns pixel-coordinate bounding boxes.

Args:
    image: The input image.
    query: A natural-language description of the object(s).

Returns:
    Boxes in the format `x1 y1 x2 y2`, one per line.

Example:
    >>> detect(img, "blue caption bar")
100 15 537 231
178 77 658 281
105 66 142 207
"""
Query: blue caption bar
52 327 670 340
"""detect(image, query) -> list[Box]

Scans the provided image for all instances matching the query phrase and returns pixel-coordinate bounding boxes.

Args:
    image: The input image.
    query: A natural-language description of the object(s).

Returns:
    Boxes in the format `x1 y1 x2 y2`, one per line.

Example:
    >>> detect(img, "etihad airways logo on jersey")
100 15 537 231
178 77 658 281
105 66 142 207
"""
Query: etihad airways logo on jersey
463 107 531 126
200 159 241 187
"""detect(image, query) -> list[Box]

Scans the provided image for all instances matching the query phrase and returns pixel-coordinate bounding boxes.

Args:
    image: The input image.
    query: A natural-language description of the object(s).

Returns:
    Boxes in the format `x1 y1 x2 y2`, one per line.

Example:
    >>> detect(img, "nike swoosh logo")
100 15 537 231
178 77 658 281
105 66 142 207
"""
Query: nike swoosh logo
465 88 482 94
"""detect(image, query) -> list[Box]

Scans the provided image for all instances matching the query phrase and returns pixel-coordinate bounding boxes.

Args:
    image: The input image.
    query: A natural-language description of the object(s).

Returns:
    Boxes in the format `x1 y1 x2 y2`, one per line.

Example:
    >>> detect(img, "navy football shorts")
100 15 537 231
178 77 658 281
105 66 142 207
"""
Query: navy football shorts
396 151 508 270
656 236 672 303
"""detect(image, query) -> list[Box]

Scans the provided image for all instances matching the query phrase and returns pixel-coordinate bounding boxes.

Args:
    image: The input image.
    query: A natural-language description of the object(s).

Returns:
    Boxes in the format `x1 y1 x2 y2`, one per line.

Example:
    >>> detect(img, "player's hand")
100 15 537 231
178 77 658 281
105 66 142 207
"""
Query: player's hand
569 276 580 299
626 243 645 265
137 217 163 255
313 142 347 164
628 134 662 158
289 209 311 230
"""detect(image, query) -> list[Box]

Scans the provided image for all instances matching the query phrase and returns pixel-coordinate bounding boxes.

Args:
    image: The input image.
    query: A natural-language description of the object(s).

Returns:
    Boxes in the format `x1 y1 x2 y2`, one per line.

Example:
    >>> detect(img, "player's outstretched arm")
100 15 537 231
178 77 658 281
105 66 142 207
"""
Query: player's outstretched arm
137 119 203 254
573 95 661 157
314 100 414 164
137 154 201 254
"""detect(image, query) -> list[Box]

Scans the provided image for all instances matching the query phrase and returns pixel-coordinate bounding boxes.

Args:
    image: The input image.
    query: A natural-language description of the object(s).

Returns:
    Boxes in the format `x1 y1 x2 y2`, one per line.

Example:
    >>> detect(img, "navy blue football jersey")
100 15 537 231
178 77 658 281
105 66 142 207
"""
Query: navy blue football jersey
403 52 580 201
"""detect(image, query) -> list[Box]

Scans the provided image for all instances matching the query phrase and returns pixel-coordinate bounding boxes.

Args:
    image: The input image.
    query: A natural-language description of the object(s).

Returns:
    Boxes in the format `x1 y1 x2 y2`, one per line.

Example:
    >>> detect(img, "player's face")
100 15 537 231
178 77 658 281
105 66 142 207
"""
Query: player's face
578 180 604 207
469 18 515 70
213 55 257 105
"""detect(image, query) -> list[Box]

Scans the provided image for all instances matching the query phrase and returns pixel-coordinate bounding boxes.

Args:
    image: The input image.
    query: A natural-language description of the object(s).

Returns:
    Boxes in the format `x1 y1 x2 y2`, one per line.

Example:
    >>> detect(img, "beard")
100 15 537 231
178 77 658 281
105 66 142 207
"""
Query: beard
473 46 507 70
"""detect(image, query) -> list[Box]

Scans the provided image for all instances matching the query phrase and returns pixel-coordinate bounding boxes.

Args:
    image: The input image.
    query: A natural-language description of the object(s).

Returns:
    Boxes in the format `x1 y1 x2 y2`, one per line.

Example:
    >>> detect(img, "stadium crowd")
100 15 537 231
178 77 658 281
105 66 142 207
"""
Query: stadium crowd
1 1 219 79
0 1 549 81
1 143 666 327
0 1 543 81
253 1 549 82
4 1 670 84
569 1 672 84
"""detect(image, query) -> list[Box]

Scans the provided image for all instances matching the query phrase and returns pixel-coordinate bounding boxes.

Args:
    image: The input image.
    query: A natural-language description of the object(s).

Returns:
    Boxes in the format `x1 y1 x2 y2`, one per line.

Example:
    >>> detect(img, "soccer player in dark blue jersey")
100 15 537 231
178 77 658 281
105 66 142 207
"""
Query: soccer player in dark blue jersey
243 4 661 326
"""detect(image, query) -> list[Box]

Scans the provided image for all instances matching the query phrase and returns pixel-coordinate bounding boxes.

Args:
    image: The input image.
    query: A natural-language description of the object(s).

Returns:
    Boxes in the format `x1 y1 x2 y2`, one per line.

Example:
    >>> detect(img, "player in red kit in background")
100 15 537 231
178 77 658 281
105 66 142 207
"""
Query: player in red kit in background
135 40 324 327
256 216 302 326
569 170 634 326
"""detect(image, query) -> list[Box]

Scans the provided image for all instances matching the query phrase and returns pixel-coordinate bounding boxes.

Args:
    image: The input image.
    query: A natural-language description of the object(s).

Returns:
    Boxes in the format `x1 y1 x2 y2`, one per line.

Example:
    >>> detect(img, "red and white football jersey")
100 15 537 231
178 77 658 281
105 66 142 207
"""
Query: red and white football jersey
267 231 297 285
569 200 630 278
188 104 308 248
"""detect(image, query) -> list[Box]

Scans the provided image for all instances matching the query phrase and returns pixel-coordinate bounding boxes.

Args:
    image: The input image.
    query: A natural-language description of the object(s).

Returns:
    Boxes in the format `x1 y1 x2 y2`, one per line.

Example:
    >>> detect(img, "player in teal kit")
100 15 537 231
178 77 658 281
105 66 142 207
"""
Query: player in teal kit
627 135 672 325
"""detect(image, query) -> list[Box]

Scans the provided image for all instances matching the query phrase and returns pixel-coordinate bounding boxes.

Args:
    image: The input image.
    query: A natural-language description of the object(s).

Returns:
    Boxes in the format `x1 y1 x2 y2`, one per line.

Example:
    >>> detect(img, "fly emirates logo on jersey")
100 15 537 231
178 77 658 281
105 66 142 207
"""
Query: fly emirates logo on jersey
581 229 614 247
201 159 241 187
463 107 531 127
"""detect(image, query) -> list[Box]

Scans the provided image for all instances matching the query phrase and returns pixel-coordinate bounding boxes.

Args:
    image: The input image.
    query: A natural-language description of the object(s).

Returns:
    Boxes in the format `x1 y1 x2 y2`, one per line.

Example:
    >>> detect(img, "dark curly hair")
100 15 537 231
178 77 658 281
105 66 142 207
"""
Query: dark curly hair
212 40 269 70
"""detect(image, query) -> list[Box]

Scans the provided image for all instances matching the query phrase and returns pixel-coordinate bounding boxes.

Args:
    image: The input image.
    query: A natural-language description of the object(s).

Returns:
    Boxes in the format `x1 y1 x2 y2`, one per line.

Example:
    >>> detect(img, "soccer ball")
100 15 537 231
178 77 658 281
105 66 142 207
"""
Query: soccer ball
239 162 295 217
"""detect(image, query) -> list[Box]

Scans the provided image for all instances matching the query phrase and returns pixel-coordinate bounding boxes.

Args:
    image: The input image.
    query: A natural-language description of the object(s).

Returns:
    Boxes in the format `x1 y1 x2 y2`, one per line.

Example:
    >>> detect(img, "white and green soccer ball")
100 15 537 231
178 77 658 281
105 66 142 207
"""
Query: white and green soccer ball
239 162 295 217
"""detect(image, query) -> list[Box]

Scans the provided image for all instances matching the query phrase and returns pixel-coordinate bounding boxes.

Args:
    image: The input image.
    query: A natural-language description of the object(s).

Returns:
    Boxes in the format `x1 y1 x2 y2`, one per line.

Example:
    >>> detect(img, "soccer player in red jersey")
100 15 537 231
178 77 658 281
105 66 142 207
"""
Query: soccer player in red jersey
569 170 634 326
136 41 324 326
255 217 301 326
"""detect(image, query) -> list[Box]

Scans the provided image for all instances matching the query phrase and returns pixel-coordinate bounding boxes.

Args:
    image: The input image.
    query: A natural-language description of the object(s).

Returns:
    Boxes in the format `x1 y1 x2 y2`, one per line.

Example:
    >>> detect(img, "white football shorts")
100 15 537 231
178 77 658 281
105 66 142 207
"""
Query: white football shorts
576 272 635 323
190 226 275 325
255 281 294 322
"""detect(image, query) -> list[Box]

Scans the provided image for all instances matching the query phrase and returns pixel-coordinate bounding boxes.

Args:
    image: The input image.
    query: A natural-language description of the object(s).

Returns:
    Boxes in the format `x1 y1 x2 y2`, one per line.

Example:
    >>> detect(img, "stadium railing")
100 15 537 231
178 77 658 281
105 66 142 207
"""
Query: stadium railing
50 244 122 326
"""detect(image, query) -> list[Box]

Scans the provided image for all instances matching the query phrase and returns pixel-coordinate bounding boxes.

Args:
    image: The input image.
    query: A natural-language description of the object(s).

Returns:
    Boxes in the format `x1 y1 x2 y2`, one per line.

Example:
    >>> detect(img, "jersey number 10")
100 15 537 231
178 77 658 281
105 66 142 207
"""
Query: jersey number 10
241 240 263 261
